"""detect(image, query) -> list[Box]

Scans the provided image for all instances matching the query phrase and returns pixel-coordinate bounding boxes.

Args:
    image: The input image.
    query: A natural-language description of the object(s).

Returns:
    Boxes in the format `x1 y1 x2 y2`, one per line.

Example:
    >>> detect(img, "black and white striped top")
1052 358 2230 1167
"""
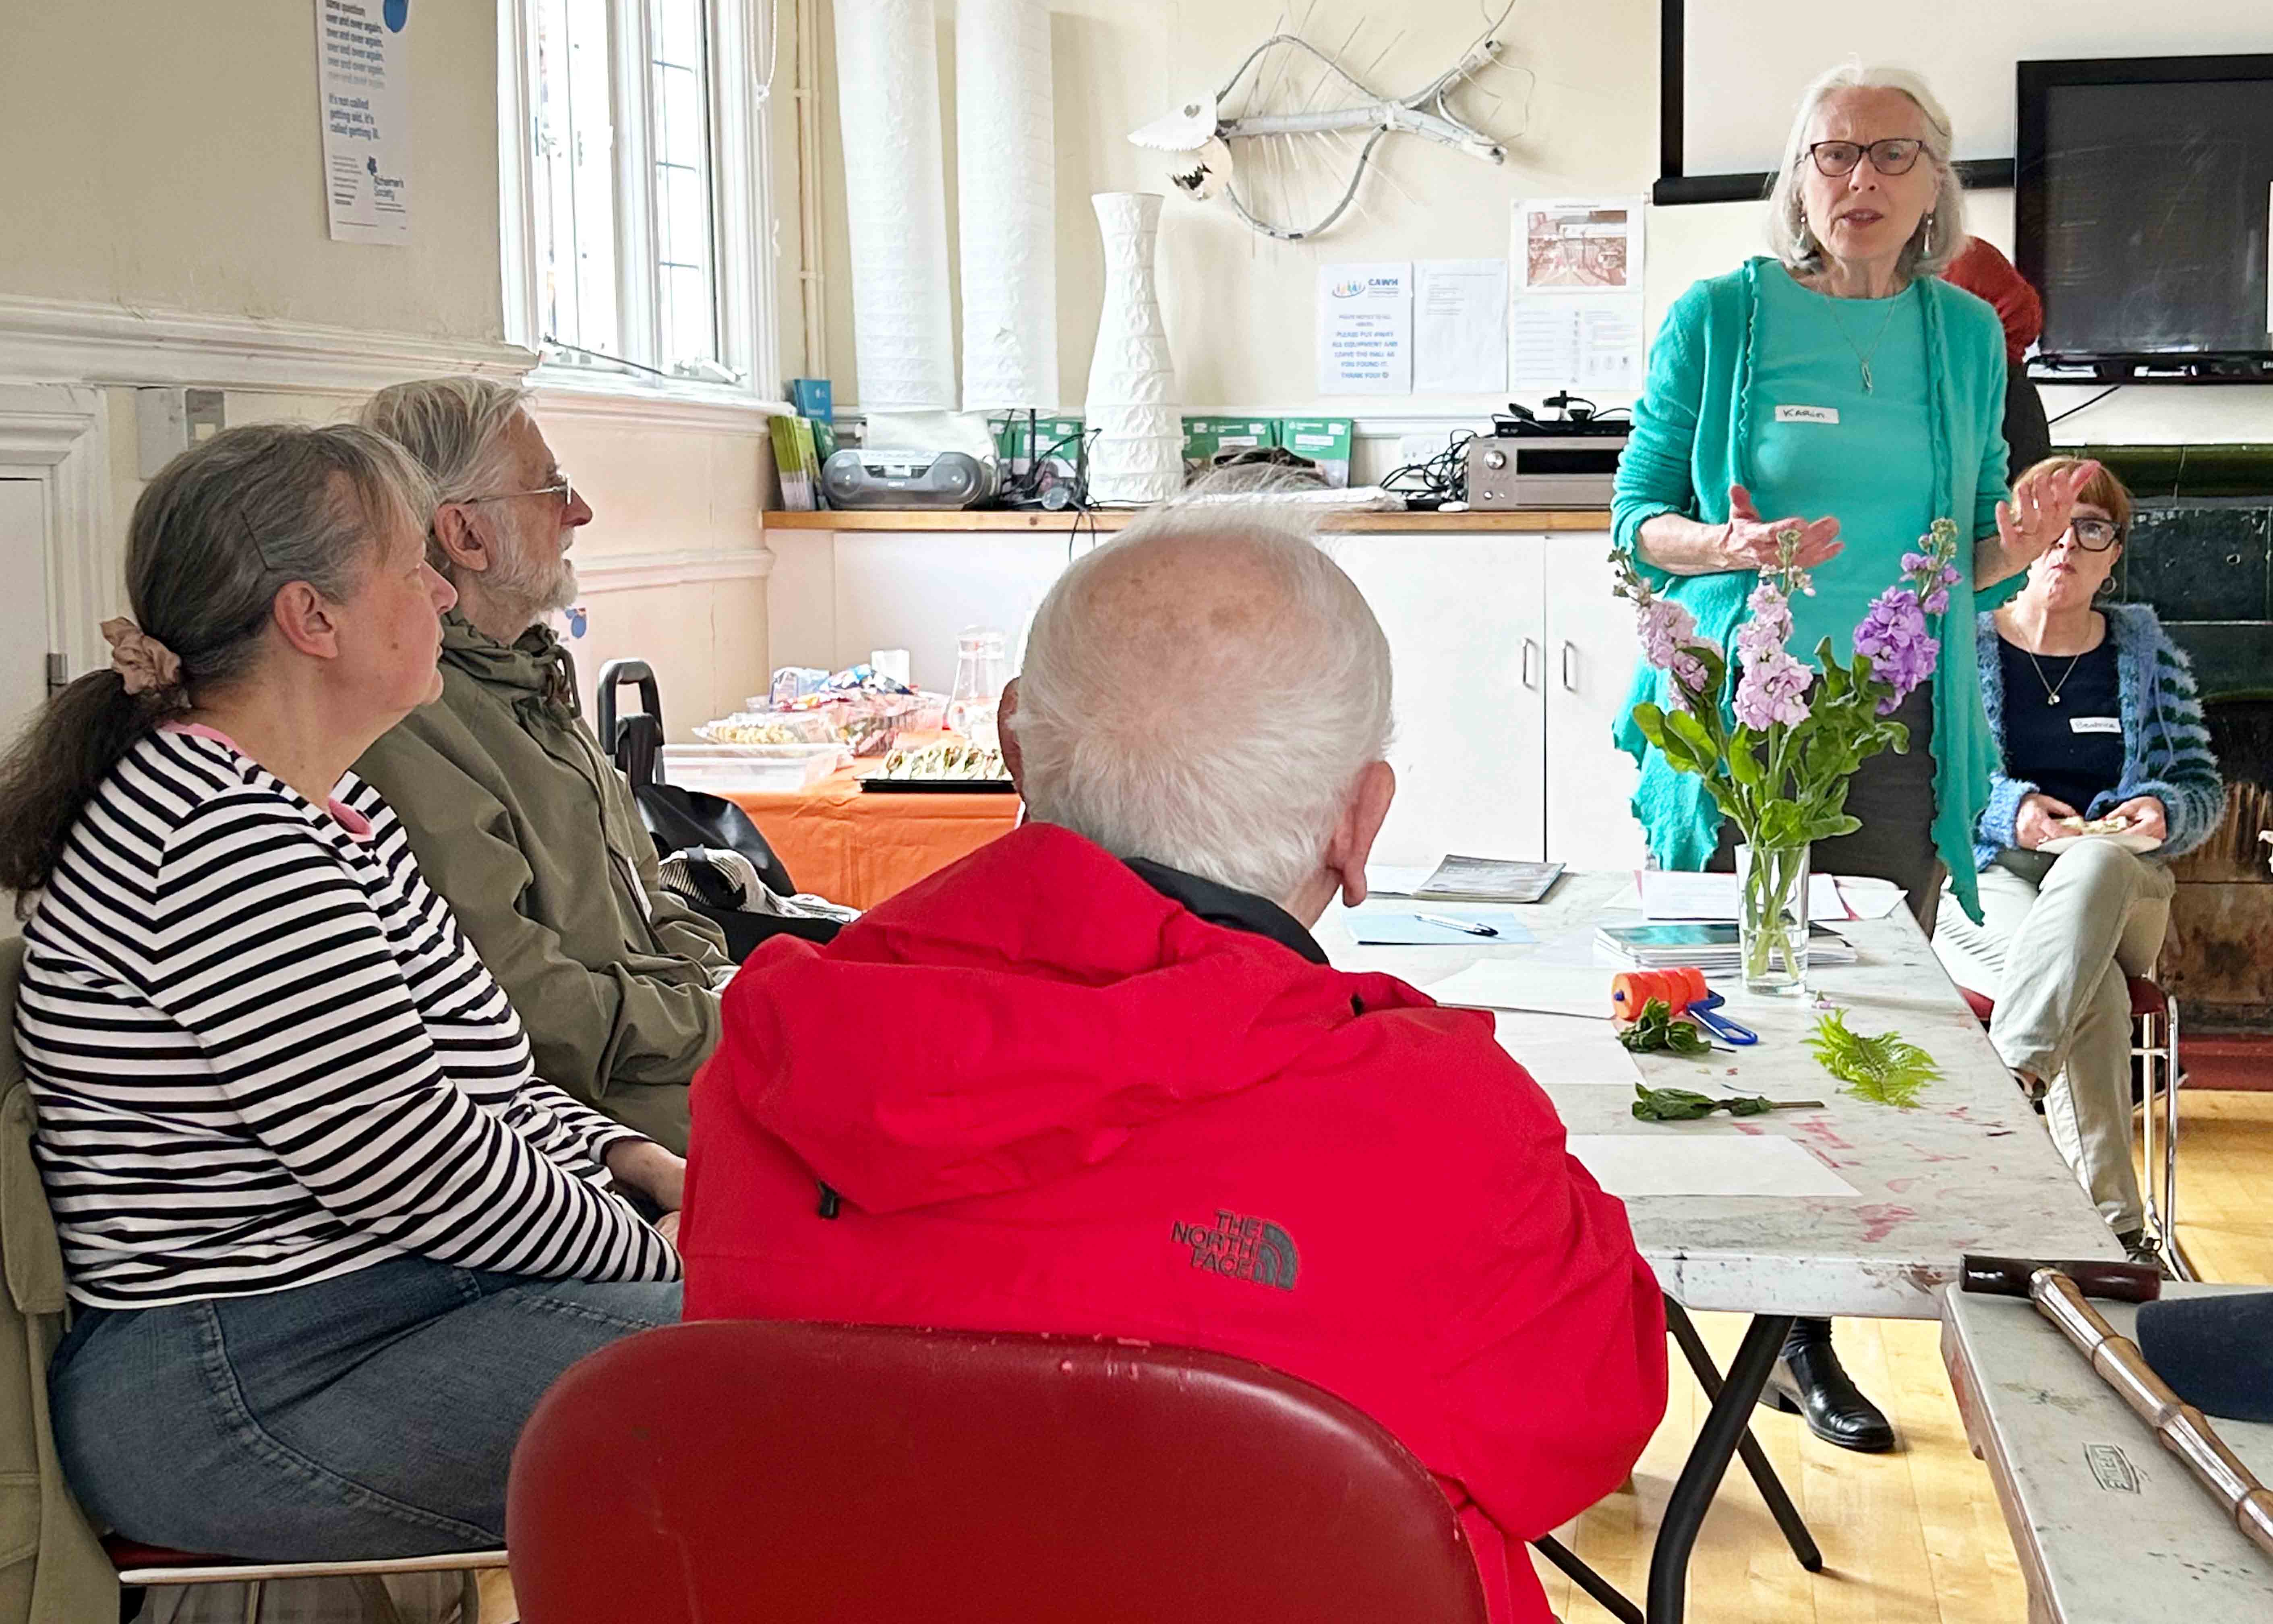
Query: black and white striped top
15 725 679 1309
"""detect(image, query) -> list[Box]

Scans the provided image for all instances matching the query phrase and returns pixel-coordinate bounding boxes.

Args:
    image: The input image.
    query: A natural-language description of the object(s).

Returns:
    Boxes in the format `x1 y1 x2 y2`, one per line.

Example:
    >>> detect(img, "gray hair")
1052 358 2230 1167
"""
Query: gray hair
359 376 530 568
1764 62 1967 279
1012 497 1393 904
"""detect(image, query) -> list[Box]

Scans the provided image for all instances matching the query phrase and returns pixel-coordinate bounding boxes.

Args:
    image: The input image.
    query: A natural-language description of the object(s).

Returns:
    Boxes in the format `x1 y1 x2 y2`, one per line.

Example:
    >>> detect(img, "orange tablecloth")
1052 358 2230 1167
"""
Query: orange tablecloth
723 770 1021 909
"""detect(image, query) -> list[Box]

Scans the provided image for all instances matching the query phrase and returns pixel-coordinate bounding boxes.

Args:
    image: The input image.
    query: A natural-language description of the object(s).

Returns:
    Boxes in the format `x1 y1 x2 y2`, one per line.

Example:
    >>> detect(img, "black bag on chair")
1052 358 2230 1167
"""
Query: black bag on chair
595 660 840 959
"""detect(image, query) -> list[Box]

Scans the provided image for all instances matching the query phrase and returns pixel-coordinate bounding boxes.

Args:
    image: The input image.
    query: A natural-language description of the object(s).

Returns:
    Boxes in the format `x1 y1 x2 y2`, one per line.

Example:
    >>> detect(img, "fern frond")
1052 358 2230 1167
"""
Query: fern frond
1806 1008 1940 1108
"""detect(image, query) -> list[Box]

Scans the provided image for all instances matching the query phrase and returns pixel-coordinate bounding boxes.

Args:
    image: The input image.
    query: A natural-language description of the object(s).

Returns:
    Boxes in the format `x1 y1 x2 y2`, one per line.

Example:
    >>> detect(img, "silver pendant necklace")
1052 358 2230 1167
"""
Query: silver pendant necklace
1820 285 1905 393
2026 648 2083 706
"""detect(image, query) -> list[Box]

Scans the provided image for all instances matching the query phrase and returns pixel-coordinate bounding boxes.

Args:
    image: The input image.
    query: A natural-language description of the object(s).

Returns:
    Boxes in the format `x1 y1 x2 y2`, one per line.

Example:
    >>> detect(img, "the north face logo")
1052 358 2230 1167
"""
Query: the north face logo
1170 1209 1299 1290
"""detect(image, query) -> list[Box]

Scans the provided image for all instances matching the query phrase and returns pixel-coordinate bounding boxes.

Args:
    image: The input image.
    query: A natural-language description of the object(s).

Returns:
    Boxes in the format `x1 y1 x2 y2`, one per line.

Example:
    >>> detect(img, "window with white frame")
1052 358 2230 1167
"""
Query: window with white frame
503 0 775 395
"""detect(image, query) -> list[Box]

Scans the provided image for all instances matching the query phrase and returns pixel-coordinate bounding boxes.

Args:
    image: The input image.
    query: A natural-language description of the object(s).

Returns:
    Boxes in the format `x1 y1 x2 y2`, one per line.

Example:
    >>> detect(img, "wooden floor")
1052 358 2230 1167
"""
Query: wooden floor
479 1092 2273 1624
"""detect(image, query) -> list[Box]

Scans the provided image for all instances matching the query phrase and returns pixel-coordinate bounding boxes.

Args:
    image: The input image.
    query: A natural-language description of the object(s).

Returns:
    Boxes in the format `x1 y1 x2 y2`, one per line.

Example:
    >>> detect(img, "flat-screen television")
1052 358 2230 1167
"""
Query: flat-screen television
2016 54 2273 382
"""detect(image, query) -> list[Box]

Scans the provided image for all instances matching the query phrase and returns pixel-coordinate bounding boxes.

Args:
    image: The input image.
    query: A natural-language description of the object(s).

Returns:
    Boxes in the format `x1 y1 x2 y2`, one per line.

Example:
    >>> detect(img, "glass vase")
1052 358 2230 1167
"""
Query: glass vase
1735 841 1811 996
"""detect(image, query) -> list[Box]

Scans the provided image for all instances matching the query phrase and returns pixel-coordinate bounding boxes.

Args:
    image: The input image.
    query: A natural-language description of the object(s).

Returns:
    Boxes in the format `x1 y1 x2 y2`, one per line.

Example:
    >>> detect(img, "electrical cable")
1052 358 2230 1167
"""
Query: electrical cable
2047 384 2120 427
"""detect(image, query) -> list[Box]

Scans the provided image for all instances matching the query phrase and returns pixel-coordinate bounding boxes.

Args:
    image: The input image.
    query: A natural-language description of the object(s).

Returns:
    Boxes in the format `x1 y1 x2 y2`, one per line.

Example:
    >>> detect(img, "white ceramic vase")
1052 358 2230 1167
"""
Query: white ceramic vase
1083 193 1183 504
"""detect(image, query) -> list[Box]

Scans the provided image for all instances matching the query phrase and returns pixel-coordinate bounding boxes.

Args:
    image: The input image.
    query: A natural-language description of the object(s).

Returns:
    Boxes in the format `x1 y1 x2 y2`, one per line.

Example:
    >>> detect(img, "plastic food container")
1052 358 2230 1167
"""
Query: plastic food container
659 743 846 792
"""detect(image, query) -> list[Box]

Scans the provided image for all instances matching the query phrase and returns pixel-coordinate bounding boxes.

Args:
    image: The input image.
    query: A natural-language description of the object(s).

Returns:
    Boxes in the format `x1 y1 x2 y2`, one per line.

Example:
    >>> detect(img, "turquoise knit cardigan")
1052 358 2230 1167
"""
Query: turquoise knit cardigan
1610 257 2014 921
1974 602 2226 868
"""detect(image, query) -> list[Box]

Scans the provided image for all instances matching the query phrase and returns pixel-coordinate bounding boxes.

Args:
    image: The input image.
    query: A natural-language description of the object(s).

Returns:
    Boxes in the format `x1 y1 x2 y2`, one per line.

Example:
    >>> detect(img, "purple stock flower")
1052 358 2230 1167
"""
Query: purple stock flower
1853 586 1941 713
1733 648 1811 729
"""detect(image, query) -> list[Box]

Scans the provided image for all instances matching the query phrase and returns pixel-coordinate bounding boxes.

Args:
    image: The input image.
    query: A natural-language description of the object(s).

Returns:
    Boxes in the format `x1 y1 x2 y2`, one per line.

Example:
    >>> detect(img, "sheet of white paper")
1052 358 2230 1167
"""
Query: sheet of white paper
1364 864 1439 897
1509 294 1646 391
315 0 412 244
1566 1134 1862 1199
1515 199 1644 294
1492 1013 1644 1084
1414 259 1510 394
1835 876 1907 920
1640 870 1851 923
1317 263 1413 394
1351 909 1536 946
1427 961 1611 1019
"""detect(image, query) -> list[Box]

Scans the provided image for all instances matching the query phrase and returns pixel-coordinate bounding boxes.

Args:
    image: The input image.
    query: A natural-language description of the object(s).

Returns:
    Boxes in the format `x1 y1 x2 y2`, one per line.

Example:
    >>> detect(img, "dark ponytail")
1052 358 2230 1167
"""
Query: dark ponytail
0 422 430 911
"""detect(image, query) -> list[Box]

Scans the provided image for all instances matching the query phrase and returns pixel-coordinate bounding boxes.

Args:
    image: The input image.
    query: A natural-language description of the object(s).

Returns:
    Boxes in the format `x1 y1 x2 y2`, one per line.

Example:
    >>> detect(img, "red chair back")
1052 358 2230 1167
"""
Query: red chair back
507 1320 1489 1624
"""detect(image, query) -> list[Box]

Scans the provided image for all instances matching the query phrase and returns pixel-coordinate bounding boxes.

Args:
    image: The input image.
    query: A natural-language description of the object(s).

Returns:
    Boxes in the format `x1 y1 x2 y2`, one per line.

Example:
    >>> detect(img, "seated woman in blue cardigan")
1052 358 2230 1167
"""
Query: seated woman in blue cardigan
1934 460 2225 1269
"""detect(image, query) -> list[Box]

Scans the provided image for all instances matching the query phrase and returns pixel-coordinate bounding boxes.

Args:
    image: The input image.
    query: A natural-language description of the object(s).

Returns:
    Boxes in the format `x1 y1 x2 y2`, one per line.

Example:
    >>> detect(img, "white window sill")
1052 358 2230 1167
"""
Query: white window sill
525 365 793 432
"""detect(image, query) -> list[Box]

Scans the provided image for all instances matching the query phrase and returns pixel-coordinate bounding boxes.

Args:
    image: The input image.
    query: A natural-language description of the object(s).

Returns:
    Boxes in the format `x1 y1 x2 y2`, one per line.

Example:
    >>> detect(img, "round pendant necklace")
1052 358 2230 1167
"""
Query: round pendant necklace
2026 648 2083 706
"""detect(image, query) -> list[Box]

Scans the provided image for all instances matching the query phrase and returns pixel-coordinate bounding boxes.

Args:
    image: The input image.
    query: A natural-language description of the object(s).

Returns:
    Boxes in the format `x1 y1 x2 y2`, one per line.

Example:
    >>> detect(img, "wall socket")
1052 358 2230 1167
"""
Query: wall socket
135 387 227 478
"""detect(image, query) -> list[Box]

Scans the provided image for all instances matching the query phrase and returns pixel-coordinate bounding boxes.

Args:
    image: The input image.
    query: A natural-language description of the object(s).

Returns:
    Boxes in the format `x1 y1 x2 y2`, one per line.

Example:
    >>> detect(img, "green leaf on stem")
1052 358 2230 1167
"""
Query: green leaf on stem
1615 998 1714 1057
1805 1008 1942 1108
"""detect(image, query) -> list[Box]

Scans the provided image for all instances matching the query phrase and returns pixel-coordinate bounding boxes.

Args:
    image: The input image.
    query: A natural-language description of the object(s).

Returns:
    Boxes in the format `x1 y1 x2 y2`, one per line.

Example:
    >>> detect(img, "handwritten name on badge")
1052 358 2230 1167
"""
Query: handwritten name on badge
1775 405 1840 424
2070 716 2123 734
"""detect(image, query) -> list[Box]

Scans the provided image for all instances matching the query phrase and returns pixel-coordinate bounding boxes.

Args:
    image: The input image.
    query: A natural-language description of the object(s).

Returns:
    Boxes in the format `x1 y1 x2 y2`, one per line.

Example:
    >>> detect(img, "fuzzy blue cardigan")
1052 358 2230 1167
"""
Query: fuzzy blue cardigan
1975 602 2226 868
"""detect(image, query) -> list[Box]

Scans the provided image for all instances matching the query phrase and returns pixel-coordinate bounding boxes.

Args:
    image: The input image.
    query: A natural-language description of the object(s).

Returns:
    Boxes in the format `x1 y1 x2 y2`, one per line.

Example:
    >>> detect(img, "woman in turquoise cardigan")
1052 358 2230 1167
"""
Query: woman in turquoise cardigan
1610 61 2095 1455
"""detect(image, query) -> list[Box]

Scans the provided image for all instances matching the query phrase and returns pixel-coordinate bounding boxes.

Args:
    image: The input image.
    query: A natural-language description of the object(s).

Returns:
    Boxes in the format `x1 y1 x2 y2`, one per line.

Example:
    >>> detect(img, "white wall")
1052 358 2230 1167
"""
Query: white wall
794 0 2273 444
0 0 776 736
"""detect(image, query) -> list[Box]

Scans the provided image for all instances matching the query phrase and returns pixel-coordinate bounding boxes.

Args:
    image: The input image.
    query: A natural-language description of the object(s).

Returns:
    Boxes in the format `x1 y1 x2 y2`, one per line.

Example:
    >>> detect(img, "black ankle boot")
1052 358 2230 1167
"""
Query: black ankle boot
1759 1320 1895 1452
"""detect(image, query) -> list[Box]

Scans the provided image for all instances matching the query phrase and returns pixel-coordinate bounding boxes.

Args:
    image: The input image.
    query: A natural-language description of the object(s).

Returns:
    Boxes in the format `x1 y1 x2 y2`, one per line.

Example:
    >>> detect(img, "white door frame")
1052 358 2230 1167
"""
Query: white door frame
0 385 114 688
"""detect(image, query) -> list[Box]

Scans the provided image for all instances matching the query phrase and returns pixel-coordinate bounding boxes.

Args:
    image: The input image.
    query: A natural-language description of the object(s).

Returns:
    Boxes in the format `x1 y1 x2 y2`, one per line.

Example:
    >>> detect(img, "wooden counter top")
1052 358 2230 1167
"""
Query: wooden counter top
762 508 1613 533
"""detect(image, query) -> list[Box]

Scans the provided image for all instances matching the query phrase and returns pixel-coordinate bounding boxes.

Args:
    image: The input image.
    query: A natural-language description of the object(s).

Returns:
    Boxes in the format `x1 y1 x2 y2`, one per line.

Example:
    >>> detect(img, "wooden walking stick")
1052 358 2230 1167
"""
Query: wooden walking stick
1963 1253 2273 1564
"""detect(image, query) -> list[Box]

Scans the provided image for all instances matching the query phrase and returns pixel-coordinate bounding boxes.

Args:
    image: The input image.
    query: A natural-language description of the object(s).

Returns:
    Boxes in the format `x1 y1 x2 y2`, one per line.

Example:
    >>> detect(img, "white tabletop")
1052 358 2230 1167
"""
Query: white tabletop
1942 1284 2273 1622
1319 870 2120 1318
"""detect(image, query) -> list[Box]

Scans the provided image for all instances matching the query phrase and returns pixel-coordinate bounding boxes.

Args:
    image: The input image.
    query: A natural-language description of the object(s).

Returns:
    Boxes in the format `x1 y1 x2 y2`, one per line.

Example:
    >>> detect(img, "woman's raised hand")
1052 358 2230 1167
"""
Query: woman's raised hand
1720 484 1843 572
1994 459 2103 575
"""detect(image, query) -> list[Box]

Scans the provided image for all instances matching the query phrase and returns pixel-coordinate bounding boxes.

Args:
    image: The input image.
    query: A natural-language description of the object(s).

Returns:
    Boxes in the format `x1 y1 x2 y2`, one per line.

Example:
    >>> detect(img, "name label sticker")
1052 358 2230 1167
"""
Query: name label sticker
2070 716 2122 734
1775 405 1840 424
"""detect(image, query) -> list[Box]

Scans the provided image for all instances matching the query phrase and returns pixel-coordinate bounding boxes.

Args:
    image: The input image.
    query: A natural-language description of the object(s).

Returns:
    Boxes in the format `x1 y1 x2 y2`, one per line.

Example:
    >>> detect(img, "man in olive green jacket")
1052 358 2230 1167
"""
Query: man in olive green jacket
354 379 729 1153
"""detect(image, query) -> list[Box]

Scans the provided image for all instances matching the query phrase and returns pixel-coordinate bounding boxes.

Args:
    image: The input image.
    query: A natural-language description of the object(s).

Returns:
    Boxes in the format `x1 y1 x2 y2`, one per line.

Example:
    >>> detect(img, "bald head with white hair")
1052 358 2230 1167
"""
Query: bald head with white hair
1001 499 1396 924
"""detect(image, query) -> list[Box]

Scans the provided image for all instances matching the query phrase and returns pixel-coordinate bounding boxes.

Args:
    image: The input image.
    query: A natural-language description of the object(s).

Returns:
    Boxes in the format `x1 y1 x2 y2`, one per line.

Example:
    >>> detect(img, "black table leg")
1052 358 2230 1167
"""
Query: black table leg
1663 1297 1823 1572
1532 1534 1644 1624
1646 1313 1796 1624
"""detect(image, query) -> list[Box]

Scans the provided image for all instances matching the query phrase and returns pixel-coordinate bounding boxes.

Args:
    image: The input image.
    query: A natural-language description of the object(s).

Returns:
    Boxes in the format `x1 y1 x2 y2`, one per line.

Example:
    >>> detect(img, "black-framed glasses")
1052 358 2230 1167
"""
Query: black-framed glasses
2067 517 2124 552
461 474 575 509
1806 138 1925 178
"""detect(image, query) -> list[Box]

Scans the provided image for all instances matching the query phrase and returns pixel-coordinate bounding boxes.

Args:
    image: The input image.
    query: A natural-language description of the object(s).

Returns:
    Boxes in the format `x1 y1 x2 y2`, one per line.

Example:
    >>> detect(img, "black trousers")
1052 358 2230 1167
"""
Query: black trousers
1707 681 1942 1359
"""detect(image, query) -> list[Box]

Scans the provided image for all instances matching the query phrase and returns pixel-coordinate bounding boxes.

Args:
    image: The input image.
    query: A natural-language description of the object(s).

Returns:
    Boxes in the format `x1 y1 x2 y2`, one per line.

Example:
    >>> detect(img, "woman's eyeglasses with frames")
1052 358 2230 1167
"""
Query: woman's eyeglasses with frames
2065 518 2124 552
1805 138 1925 178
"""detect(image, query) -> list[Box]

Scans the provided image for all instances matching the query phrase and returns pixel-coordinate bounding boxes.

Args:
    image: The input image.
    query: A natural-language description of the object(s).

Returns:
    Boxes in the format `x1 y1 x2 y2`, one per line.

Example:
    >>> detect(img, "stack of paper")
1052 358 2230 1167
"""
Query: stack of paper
1415 856 1565 904
1595 919 1856 972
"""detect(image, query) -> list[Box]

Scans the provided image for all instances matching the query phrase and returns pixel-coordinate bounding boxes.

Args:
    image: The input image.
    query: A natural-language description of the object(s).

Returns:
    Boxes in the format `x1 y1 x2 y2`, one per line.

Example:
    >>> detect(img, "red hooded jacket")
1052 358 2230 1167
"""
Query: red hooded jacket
682 824 1667 1621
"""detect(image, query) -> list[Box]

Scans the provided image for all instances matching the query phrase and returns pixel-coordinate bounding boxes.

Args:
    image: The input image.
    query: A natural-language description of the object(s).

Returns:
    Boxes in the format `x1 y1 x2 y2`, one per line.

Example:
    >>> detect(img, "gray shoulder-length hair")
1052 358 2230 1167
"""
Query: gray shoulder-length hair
1764 63 1967 279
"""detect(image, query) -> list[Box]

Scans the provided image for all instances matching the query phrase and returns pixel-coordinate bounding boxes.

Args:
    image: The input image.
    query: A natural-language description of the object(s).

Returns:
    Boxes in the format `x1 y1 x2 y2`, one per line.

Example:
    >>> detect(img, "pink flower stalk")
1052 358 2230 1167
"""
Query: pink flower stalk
1733 646 1812 728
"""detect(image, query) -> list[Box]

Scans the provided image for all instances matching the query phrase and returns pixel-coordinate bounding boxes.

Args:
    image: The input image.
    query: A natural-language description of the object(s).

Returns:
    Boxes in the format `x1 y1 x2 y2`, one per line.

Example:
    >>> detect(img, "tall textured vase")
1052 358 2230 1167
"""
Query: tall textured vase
1083 193 1184 504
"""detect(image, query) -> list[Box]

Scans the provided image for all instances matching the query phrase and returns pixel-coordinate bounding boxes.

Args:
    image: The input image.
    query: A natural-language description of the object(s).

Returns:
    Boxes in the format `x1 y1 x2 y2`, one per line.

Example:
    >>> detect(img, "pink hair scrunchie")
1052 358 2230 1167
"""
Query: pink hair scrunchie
99 617 186 702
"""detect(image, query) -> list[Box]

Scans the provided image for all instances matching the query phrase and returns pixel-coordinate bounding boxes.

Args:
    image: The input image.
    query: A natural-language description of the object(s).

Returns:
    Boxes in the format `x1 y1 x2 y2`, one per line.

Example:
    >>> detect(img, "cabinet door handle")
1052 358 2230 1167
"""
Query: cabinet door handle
1561 641 1577 691
1520 638 1539 689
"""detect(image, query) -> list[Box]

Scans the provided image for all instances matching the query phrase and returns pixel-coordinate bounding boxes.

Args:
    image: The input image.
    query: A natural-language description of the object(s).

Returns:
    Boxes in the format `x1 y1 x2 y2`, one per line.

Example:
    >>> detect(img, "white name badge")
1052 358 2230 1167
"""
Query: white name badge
1775 405 1840 424
2070 716 2122 734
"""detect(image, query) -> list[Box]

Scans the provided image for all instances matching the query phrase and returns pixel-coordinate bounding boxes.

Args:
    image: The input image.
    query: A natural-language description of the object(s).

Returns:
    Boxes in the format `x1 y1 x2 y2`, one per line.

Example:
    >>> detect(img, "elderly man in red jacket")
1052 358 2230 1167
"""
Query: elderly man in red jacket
681 498 1668 1622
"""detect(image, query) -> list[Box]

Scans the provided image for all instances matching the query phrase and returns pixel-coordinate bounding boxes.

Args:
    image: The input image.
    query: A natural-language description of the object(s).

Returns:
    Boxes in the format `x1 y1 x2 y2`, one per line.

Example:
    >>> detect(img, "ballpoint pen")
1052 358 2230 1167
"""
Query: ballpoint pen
1415 914 1498 938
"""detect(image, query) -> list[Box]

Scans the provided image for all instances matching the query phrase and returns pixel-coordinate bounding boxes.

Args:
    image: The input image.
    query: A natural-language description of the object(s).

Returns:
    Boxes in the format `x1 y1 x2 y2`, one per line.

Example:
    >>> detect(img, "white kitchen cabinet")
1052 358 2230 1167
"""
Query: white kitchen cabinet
1332 530 1648 872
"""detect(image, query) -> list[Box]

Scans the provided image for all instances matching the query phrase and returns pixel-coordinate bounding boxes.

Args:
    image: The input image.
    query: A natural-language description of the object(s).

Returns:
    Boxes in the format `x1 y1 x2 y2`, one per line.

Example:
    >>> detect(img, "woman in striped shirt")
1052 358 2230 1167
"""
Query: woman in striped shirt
0 423 683 1560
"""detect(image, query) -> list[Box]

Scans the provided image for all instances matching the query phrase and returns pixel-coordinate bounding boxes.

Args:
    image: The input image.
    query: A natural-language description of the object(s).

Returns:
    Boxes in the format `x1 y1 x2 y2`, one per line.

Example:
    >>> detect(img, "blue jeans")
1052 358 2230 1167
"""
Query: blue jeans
49 1255 681 1560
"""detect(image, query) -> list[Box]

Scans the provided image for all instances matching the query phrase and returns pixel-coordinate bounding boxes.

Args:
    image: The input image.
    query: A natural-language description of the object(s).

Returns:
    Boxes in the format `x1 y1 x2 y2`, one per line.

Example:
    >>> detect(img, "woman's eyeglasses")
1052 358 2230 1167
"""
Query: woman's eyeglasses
2066 518 2124 552
1806 138 1925 178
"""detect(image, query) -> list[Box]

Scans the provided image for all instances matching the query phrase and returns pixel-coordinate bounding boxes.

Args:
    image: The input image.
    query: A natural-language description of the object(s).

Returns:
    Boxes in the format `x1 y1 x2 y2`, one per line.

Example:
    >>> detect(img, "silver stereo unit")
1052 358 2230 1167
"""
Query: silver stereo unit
821 449 999 510
1464 428 1627 510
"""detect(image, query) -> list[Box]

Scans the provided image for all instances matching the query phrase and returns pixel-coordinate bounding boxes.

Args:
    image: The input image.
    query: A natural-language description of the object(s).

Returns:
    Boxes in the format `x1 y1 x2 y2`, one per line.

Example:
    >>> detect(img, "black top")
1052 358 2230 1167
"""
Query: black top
1127 858 1328 965
1997 632 2124 814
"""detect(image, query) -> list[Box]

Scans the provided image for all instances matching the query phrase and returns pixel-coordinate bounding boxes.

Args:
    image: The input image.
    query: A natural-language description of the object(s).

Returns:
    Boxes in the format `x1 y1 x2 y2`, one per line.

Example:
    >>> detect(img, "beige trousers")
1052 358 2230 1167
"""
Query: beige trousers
1933 842 2174 1236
